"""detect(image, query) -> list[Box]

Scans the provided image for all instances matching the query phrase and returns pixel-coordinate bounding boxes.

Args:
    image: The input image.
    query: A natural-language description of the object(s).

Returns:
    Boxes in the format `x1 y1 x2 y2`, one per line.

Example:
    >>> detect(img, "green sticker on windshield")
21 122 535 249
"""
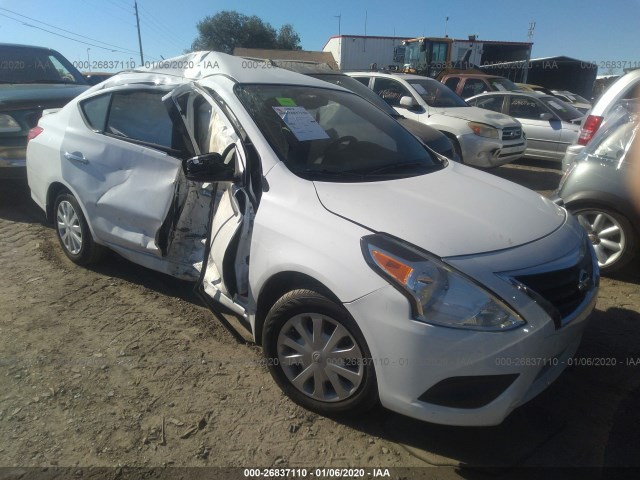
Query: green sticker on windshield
276 97 297 107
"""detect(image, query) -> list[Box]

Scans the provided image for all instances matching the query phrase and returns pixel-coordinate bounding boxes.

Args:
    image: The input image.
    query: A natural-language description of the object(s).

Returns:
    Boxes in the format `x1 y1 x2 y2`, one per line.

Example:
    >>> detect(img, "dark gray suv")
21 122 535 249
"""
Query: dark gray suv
0 43 88 179
557 104 639 273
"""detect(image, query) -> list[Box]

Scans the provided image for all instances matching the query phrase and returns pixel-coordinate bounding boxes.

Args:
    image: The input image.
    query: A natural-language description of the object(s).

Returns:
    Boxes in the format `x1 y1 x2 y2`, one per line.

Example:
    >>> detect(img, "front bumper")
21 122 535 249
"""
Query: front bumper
345 217 598 426
458 132 526 168
345 281 595 426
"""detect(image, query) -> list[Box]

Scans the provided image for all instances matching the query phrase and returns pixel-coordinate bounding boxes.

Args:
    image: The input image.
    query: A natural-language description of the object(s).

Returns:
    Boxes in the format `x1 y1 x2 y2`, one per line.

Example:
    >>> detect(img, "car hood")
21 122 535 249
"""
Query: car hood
314 162 566 257
0 84 89 108
396 118 453 156
431 106 519 128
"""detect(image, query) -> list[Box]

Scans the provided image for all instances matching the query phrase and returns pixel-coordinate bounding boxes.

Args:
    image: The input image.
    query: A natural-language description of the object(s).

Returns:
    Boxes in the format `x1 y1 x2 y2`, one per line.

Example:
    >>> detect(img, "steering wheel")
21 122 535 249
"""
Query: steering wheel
324 136 358 158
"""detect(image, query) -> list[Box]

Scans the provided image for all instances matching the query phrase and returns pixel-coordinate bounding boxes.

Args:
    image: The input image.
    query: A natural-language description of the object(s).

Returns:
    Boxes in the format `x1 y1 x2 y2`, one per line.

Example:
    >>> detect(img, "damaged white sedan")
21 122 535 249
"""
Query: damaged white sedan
26 52 598 426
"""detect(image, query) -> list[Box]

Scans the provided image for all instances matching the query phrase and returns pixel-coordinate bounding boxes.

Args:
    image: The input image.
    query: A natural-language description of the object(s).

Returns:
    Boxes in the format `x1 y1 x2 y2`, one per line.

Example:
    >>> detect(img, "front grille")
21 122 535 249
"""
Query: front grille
502 126 522 140
514 245 594 322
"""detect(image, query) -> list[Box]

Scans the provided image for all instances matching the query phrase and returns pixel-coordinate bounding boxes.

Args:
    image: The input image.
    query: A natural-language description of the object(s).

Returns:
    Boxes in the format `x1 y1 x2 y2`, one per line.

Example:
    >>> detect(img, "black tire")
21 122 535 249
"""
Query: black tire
53 193 106 265
262 289 378 415
571 206 638 274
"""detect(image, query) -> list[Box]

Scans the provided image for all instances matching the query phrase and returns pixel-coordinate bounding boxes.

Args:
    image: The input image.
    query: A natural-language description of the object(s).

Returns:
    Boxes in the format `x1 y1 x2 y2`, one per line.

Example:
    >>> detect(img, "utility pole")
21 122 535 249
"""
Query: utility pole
363 11 368 52
444 16 449 37
334 14 341 36
134 1 144 66
524 21 536 83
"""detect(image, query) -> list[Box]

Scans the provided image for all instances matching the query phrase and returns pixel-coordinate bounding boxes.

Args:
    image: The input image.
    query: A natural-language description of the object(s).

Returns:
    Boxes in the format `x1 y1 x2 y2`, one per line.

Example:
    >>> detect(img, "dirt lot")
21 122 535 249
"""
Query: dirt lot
1 160 639 478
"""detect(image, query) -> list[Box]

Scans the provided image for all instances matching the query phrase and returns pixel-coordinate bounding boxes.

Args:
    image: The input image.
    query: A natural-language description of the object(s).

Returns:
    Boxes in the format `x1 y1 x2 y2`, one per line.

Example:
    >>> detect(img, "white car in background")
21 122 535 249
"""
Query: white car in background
348 72 526 168
27 52 597 426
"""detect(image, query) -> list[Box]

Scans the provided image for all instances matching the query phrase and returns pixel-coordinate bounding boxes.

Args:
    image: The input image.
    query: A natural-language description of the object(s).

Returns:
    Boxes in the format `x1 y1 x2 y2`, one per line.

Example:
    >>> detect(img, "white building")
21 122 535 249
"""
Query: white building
322 35 409 71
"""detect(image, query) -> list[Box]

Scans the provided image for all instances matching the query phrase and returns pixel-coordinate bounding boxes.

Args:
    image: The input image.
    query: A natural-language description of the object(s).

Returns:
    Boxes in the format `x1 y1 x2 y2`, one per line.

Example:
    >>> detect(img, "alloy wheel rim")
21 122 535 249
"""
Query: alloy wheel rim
277 313 364 402
577 210 625 268
56 200 83 255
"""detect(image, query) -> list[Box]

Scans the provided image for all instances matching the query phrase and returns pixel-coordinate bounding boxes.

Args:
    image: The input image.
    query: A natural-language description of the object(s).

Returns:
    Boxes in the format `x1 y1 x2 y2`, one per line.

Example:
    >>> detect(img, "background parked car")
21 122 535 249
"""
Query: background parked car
349 72 526 168
562 69 640 168
516 83 553 94
557 106 639 273
0 43 88 179
551 90 592 114
439 73 521 99
82 72 114 86
263 60 458 161
467 91 583 162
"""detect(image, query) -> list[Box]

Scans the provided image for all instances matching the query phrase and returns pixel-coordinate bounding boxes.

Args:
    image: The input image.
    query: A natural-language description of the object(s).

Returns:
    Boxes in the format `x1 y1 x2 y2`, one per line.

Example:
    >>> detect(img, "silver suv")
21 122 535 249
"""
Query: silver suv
347 72 526 168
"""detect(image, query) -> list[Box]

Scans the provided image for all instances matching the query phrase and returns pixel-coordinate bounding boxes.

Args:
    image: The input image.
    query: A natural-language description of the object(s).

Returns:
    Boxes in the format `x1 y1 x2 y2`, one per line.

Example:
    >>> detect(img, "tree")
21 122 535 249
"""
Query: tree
190 11 302 54
277 24 302 50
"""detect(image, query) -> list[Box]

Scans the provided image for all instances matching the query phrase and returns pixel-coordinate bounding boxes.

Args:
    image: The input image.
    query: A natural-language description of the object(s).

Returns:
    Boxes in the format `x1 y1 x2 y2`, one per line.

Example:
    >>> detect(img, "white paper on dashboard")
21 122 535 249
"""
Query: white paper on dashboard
272 106 330 141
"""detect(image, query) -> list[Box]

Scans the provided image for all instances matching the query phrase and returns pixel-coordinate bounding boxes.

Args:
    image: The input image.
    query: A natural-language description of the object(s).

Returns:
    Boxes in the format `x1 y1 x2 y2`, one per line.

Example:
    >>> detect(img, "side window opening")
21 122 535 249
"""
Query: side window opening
444 77 459 91
106 90 174 149
373 78 412 107
509 96 542 120
80 94 111 131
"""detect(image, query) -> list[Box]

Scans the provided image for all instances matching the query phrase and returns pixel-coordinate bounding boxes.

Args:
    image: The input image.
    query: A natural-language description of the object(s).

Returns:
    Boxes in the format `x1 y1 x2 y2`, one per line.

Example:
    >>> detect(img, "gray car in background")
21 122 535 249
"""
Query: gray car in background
467 91 584 162
557 106 639 273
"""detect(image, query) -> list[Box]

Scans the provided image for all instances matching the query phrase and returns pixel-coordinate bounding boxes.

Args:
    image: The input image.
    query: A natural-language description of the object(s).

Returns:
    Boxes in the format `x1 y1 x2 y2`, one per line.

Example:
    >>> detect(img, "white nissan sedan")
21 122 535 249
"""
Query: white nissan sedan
26 52 598 426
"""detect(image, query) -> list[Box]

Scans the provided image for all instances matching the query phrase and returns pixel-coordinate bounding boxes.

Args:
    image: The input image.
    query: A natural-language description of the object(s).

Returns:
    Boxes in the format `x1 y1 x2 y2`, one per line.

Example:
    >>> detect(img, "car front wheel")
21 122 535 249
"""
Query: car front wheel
262 289 378 415
54 192 106 265
572 206 637 274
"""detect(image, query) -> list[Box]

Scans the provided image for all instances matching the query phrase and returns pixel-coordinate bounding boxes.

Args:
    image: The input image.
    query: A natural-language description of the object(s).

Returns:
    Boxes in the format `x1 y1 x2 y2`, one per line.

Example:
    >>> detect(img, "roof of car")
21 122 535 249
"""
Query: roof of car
103 52 341 90
441 73 506 79
346 71 439 81
0 42 60 52
470 91 548 97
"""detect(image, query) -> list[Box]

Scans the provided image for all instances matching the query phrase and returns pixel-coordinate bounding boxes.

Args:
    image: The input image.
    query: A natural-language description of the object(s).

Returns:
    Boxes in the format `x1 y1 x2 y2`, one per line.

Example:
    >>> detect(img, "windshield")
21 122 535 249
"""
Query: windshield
405 78 468 108
310 74 398 117
563 92 590 104
488 77 519 92
235 84 443 182
540 96 584 121
0 46 86 85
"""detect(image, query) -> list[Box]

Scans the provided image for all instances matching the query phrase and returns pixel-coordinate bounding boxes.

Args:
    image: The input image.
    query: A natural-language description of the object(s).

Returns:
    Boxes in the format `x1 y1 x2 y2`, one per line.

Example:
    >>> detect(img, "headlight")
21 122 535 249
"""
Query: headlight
468 121 499 139
0 113 22 133
361 234 525 331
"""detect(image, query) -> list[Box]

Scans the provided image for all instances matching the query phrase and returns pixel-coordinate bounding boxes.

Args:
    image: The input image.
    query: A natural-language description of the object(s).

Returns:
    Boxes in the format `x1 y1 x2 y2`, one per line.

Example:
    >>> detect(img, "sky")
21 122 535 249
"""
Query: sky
0 0 638 73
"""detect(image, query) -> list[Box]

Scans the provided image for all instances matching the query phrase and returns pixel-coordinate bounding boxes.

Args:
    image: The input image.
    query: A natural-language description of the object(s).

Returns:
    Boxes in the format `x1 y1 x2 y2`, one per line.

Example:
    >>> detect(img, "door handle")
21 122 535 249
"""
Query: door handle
64 152 89 165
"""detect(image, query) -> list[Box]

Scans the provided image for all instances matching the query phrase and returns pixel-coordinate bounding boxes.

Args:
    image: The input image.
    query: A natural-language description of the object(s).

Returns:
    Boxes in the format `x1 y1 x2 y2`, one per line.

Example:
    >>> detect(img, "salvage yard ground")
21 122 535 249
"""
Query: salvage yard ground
0 159 639 478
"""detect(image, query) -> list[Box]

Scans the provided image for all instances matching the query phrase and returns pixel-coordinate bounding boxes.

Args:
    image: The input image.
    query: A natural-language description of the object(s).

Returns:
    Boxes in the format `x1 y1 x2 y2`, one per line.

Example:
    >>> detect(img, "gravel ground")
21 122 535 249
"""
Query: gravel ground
0 159 638 479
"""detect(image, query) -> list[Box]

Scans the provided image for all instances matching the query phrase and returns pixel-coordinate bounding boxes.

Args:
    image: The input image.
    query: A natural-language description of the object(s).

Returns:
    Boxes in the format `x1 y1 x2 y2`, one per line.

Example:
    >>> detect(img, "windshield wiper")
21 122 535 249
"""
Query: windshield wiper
295 168 368 179
358 161 439 175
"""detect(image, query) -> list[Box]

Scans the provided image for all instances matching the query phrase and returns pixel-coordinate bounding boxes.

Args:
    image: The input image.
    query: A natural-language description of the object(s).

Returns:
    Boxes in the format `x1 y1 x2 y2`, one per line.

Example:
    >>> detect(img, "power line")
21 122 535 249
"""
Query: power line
0 7 140 55
139 17 187 51
138 2 192 47
0 13 122 53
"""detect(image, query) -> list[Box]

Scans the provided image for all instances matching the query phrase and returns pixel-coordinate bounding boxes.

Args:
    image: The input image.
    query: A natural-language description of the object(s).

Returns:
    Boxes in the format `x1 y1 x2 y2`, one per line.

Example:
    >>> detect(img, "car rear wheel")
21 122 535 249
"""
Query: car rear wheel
572 206 637 274
262 289 378 415
54 193 106 265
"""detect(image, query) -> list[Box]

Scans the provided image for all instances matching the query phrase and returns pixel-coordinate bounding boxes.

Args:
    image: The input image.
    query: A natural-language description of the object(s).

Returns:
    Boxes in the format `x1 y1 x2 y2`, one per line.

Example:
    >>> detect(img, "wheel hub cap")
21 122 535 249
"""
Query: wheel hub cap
277 313 364 403
56 200 83 255
577 211 624 268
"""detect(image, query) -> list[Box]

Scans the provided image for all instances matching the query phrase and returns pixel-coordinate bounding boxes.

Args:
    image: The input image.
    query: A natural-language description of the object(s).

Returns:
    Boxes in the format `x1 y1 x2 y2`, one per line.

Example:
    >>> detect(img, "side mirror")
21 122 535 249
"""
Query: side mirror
182 148 236 182
540 112 554 121
399 96 417 108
